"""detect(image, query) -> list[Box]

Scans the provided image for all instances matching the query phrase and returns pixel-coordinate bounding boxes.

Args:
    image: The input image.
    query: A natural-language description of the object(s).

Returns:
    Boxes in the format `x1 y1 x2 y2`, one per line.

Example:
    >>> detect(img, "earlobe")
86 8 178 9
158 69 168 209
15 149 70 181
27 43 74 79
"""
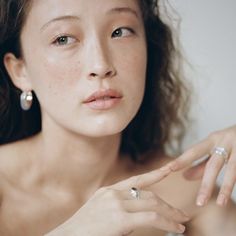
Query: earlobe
3 52 32 91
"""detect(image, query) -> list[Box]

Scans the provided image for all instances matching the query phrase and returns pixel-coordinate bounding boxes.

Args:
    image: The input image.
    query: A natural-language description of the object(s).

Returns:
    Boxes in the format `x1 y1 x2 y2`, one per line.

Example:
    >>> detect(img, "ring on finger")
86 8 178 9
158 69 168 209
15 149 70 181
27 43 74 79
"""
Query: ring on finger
129 187 141 200
211 146 229 163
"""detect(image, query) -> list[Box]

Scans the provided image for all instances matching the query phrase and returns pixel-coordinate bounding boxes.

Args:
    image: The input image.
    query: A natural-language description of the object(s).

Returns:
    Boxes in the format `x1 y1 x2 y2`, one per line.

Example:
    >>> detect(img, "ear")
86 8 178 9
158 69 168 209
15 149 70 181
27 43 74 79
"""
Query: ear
3 52 33 91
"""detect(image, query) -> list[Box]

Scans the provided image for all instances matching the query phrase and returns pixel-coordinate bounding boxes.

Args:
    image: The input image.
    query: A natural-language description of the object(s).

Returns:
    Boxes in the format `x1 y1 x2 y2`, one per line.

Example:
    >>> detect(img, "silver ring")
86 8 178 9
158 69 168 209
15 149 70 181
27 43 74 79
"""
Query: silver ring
129 187 140 199
211 147 229 162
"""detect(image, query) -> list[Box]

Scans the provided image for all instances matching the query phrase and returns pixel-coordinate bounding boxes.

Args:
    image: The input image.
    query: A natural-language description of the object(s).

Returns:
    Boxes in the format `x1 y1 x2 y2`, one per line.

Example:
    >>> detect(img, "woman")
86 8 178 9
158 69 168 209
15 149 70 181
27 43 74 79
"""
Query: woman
0 0 235 235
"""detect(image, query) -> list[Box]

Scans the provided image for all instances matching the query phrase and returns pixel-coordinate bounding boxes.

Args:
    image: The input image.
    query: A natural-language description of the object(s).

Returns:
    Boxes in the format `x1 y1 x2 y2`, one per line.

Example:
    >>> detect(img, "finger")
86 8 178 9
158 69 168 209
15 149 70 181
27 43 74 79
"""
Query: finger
196 154 225 206
123 195 189 223
112 166 171 190
217 154 236 206
128 211 186 234
166 138 213 171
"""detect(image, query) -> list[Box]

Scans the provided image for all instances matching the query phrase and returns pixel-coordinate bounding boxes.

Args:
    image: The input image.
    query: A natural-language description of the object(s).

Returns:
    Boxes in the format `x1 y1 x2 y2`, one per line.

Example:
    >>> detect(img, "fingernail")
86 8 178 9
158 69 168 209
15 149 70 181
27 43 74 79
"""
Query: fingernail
178 224 186 233
217 194 227 206
196 195 206 206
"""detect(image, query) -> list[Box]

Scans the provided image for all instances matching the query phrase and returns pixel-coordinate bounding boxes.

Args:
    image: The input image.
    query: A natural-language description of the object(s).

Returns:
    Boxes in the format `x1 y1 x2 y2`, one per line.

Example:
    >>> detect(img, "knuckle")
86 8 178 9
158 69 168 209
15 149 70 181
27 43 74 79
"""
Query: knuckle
225 127 236 139
206 158 221 169
227 162 236 172
128 175 136 182
198 184 209 195
146 191 156 199
97 186 106 193
133 175 144 187
208 131 221 141
185 148 197 157
149 197 160 207
106 189 119 199
113 199 124 210
112 211 127 229
128 175 139 184
146 212 160 222
95 186 107 195
204 162 212 172
220 185 233 196
121 214 132 230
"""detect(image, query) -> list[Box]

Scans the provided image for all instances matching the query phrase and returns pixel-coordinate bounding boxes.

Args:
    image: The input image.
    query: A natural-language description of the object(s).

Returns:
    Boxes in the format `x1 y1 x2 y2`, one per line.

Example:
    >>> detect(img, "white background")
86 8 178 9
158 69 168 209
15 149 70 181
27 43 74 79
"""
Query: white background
166 0 236 200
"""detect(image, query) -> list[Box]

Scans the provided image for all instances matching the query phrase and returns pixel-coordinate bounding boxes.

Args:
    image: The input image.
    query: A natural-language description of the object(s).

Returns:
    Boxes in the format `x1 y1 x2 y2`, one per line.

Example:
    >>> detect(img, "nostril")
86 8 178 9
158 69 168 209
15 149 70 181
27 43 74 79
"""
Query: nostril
90 73 97 77
105 71 114 77
89 70 115 78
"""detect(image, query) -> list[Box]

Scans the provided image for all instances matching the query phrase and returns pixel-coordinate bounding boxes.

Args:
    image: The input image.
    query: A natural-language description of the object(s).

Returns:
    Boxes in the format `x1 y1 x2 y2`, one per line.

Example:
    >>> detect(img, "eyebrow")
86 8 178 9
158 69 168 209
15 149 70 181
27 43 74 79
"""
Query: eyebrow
41 15 80 31
107 7 139 19
40 7 139 32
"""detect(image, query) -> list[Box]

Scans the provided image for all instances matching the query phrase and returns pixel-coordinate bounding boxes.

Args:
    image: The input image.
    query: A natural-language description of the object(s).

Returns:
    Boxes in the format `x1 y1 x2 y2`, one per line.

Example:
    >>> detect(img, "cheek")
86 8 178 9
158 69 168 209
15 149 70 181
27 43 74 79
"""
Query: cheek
26 52 82 108
119 43 147 97
115 45 147 119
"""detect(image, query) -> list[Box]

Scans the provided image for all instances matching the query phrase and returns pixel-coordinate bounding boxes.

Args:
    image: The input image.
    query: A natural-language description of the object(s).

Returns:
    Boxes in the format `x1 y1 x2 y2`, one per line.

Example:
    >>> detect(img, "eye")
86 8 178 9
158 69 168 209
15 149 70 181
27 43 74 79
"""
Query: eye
53 35 77 46
111 27 134 38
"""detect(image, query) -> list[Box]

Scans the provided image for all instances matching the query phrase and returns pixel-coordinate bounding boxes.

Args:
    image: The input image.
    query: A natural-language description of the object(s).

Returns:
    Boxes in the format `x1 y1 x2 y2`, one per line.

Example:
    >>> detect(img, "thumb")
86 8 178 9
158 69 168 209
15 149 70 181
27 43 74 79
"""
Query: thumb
183 160 207 180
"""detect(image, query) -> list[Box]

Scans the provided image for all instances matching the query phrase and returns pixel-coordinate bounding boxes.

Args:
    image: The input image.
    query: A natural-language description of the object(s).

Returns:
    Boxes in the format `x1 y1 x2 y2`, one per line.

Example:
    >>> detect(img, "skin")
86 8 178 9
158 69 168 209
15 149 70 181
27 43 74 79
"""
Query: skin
4 0 147 199
166 125 236 207
1 0 236 235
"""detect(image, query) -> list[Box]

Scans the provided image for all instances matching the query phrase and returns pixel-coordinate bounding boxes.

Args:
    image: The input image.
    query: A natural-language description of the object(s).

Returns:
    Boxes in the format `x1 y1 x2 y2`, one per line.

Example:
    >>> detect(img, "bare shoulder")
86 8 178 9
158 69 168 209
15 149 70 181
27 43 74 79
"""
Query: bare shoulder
140 151 236 236
139 151 202 216
0 142 19 211
0 140 27 178
186 192 236 236
0 136 38 190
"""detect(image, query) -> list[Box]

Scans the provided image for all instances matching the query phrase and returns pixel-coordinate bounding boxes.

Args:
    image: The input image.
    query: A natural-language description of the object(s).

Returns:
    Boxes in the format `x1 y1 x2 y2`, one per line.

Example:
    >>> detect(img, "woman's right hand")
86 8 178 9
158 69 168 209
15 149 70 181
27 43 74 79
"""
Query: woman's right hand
45 167 189 236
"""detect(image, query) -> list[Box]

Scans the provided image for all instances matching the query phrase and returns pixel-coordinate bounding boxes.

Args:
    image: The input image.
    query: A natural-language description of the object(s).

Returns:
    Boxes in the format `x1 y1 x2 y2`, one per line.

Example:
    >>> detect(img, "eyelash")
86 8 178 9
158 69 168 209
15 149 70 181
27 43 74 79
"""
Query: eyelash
52 27 135 46
52 35 77 46
111 27 135 38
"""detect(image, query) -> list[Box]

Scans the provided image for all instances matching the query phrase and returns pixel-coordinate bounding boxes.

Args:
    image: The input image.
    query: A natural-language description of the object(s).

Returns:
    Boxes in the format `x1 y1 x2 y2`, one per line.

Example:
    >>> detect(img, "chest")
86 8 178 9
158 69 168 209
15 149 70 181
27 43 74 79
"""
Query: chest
1 189 182 236
1 184 78 236
0 171 191 236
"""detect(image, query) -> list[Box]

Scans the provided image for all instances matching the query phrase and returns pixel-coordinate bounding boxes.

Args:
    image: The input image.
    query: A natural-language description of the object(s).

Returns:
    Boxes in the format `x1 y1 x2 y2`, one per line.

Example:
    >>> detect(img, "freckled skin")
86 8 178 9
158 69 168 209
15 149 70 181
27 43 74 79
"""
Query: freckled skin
20 0 147 137
2 1 236 235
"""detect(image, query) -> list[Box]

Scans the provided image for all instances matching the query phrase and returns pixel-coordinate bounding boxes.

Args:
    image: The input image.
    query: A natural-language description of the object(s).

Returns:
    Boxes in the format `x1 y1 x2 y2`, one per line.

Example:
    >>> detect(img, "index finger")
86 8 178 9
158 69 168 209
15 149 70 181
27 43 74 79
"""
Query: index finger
166 138 212 171
112 166 171 190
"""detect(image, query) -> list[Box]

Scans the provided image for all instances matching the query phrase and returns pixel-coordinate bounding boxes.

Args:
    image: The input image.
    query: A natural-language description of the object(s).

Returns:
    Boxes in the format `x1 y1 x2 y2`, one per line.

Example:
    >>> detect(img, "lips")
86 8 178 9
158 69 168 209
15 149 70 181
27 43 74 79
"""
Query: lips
83 89 123 110
83 89 122 103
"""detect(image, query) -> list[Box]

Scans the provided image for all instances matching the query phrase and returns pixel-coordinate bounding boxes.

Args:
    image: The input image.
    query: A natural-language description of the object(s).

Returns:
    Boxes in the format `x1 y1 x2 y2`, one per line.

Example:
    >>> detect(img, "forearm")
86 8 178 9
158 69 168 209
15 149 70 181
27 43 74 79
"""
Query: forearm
186 198 236 236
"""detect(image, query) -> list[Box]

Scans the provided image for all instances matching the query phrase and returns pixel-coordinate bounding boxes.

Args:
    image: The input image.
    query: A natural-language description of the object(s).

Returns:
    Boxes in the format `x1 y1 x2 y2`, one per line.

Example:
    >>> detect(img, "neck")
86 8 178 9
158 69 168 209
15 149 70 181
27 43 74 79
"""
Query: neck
34 120 125 200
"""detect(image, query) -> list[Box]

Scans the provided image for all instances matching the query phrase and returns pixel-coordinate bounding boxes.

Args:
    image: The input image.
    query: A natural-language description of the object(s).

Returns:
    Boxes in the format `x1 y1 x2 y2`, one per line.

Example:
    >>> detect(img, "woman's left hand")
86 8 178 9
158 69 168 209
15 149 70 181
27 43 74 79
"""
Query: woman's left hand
165 125 236 207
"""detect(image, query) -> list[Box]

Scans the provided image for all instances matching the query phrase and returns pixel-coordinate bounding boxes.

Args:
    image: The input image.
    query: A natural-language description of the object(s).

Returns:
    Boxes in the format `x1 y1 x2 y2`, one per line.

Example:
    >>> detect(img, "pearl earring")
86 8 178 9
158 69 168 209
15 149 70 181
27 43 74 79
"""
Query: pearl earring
20 91 33 111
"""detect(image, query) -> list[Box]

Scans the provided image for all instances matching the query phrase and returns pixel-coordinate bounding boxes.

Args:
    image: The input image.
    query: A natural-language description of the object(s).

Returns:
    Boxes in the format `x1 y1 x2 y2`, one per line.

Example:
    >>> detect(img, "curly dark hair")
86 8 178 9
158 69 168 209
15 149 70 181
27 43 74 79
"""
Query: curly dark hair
0 0 190 161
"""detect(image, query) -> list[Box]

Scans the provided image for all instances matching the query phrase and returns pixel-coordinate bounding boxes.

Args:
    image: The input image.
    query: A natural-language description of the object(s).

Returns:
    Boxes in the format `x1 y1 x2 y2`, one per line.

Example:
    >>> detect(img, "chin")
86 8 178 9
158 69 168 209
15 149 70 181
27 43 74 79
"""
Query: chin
77 117 130 138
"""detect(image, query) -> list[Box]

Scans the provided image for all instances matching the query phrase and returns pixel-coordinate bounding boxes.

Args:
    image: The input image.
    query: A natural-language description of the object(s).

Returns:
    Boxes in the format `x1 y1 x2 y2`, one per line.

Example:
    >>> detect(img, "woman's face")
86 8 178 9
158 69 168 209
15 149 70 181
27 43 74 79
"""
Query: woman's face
20 0 147 137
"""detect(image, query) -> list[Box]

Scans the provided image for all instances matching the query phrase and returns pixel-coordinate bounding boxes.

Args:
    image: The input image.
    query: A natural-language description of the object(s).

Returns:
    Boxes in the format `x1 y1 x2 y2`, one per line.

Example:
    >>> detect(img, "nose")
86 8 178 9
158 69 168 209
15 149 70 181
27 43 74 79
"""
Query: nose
86 39 116 80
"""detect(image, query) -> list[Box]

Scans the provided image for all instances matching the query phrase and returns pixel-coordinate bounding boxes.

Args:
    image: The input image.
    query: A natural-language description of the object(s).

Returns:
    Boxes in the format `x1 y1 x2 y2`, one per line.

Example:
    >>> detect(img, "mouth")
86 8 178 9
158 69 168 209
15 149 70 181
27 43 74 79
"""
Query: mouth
83 89 123 110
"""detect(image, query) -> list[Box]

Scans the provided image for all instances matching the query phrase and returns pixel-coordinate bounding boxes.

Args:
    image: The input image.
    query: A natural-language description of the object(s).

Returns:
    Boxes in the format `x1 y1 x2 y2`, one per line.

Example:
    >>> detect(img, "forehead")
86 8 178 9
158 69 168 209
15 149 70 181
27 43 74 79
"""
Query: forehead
26 0 141 25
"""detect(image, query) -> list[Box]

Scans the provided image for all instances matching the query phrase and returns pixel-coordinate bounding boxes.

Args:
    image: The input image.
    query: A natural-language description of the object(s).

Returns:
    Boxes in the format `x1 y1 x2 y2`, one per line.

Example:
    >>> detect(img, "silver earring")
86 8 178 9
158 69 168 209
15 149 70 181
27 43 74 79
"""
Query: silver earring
20 91 33 111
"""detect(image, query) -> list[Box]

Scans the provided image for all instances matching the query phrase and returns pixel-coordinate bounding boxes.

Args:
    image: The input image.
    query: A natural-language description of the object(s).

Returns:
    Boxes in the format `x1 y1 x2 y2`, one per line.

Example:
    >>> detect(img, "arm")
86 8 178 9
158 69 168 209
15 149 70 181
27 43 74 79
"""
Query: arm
186 190 236 236
166 125 236 207
45 168 188 235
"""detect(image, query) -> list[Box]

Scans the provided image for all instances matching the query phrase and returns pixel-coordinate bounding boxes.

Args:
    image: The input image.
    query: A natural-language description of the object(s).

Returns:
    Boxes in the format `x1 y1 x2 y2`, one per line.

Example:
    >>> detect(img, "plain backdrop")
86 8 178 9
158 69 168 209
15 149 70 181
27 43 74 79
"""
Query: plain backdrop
165 0 236 200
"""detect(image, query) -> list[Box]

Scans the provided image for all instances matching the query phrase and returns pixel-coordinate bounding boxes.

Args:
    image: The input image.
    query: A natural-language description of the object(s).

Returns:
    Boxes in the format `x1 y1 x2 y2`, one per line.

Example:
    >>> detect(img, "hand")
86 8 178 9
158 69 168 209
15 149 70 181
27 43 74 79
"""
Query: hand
166 125 236 207
45 167 189 236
